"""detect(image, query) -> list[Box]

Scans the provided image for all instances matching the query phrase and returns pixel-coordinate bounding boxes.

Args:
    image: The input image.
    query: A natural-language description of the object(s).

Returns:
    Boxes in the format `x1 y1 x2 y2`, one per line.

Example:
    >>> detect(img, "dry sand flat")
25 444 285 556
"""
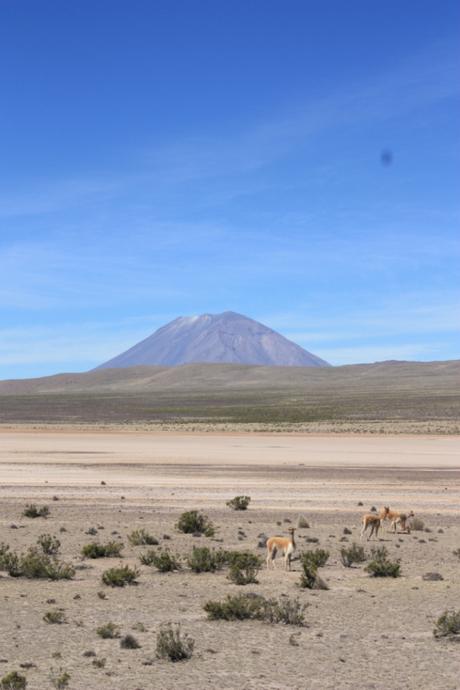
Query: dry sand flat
0 430 459 689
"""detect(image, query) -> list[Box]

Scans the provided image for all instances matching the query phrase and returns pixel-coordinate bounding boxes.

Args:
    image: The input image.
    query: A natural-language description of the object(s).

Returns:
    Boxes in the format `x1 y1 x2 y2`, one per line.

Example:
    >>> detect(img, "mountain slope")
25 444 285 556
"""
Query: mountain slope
96 311 329 369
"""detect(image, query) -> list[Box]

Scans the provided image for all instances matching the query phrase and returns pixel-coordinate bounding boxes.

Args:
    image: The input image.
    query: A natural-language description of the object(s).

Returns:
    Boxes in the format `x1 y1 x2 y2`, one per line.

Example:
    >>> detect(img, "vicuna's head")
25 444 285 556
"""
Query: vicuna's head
408 510 415 517
288 527 296 536
382 506 390 517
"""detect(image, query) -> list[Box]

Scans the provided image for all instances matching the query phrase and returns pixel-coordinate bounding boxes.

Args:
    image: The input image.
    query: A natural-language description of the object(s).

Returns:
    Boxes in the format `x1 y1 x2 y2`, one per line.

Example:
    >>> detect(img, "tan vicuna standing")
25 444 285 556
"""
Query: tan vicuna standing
266 527 296 570
381 506 415 533
361 507 389 540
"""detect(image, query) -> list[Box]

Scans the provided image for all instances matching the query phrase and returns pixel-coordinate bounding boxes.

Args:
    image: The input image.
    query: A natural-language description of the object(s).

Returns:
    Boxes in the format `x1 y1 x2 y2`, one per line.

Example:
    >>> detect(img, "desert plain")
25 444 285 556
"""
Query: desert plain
0 428 459 690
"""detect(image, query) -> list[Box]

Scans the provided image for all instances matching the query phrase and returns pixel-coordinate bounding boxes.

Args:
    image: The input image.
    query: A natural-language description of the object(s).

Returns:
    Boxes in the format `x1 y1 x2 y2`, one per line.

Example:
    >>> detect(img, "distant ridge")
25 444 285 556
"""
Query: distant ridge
96 311 330 369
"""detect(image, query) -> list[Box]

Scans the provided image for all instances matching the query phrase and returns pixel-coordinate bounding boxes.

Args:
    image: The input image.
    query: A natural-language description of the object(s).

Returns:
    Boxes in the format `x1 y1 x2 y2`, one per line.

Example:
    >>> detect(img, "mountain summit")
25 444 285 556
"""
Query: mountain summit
96 311 330 369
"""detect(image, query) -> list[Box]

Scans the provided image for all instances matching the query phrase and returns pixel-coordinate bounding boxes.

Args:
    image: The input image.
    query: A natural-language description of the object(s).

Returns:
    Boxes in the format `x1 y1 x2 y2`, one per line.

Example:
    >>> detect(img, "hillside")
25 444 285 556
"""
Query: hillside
0 360 459 427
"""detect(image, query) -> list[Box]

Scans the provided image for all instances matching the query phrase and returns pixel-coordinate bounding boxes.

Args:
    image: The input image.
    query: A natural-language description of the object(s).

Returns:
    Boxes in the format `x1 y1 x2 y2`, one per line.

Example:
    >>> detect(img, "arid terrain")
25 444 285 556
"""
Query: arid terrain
0 430 459 689
0 361 459 432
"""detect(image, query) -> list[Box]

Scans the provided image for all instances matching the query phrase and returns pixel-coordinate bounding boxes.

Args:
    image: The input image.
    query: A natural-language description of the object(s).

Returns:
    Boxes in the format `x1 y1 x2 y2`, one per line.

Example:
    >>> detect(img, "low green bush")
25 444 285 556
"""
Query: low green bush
365 547 401 578
43 609 66 624
227 551 261 585
101 565 139 587
37 534 61 556
156 623 194 662
96 622 120 639
120 634 140 649
187 546 227 573
81 542 123 558
0 671 27 689
301 549 329 569
148 550 181 573
204 593 306 626
340 543 367 567
128 529 159 546
23 504 49 519
226 496 251 511
433 610 460 639
0 547 74 580
176 510 215 537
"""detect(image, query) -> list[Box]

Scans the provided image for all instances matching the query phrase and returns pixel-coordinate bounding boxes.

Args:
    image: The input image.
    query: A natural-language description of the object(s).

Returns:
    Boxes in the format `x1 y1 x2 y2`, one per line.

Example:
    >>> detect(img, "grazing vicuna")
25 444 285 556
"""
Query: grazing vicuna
266 527 296 571
361 507 389 541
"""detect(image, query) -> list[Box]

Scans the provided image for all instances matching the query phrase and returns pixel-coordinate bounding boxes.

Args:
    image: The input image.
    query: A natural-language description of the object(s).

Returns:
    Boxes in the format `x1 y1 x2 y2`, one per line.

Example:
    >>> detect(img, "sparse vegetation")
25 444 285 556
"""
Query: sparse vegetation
433 610 460 639
128 529 159 546
37 534 61 555
226 495 251 511
453 548 460 559
101 565 139 587
187 546 227 573
148 549 181 573
176 510 215 537
0 671 27 689
23 504 49 519
156 623 194 662
139 549 158 566
43 609 66 624
120 634 141 649
411 518 425 531
227 551 261 585
49 670 70 689
204 593 306 626
365 547 401 577
81 541 124 558
299 551 329 590
0 546 74 580
297 515 310 529
96 622 120 639
301 548 329 569
340 543 367 567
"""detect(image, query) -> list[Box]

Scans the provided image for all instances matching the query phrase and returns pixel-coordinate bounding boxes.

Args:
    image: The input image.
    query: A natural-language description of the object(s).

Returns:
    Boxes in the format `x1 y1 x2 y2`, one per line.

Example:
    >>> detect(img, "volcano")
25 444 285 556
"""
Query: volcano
96 311 330 369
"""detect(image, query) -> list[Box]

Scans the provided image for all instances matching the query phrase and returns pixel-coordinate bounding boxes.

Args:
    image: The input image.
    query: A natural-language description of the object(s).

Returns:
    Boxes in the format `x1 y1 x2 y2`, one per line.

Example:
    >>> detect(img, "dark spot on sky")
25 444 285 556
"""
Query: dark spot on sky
380 149 393 166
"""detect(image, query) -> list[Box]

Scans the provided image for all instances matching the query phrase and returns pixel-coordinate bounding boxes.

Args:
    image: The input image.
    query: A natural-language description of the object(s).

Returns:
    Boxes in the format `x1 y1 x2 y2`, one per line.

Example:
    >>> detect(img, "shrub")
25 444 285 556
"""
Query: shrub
120 634 140 649
101 565 139 587
96 622 120 639
0 547 74 580
0 671 27 689
264 597 307 626
226 496 251 511
43 609 65 624
453 548 460 560
433 610 460 639
23 504 49 519
176 510 215 537
227 551 261 585
128 529 159 546
139 549 157 566
301 549 329 569
81 542 123 558
50 670 70 689
148 550 181 573
411 518 425 531
299 553 328 590
37 534 61 556
156 623 194 662
365 547 401 577
340 543 367 567
297 515 310 529
187 546 227 573
204 593 306 626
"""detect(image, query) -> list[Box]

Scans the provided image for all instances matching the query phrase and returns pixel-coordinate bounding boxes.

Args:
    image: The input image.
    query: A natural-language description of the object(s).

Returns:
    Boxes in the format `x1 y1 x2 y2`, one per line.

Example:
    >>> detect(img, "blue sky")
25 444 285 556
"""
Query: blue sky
1 0 459 378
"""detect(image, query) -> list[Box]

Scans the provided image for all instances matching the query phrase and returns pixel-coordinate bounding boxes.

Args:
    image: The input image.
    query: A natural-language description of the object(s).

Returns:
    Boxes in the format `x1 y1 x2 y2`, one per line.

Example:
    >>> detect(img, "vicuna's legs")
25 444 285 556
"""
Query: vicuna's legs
266 545 277 569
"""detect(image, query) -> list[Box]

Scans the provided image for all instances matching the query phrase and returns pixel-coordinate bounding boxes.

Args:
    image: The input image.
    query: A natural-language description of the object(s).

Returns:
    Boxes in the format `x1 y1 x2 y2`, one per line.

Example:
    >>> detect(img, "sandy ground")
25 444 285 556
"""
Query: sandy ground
0 430 459 689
